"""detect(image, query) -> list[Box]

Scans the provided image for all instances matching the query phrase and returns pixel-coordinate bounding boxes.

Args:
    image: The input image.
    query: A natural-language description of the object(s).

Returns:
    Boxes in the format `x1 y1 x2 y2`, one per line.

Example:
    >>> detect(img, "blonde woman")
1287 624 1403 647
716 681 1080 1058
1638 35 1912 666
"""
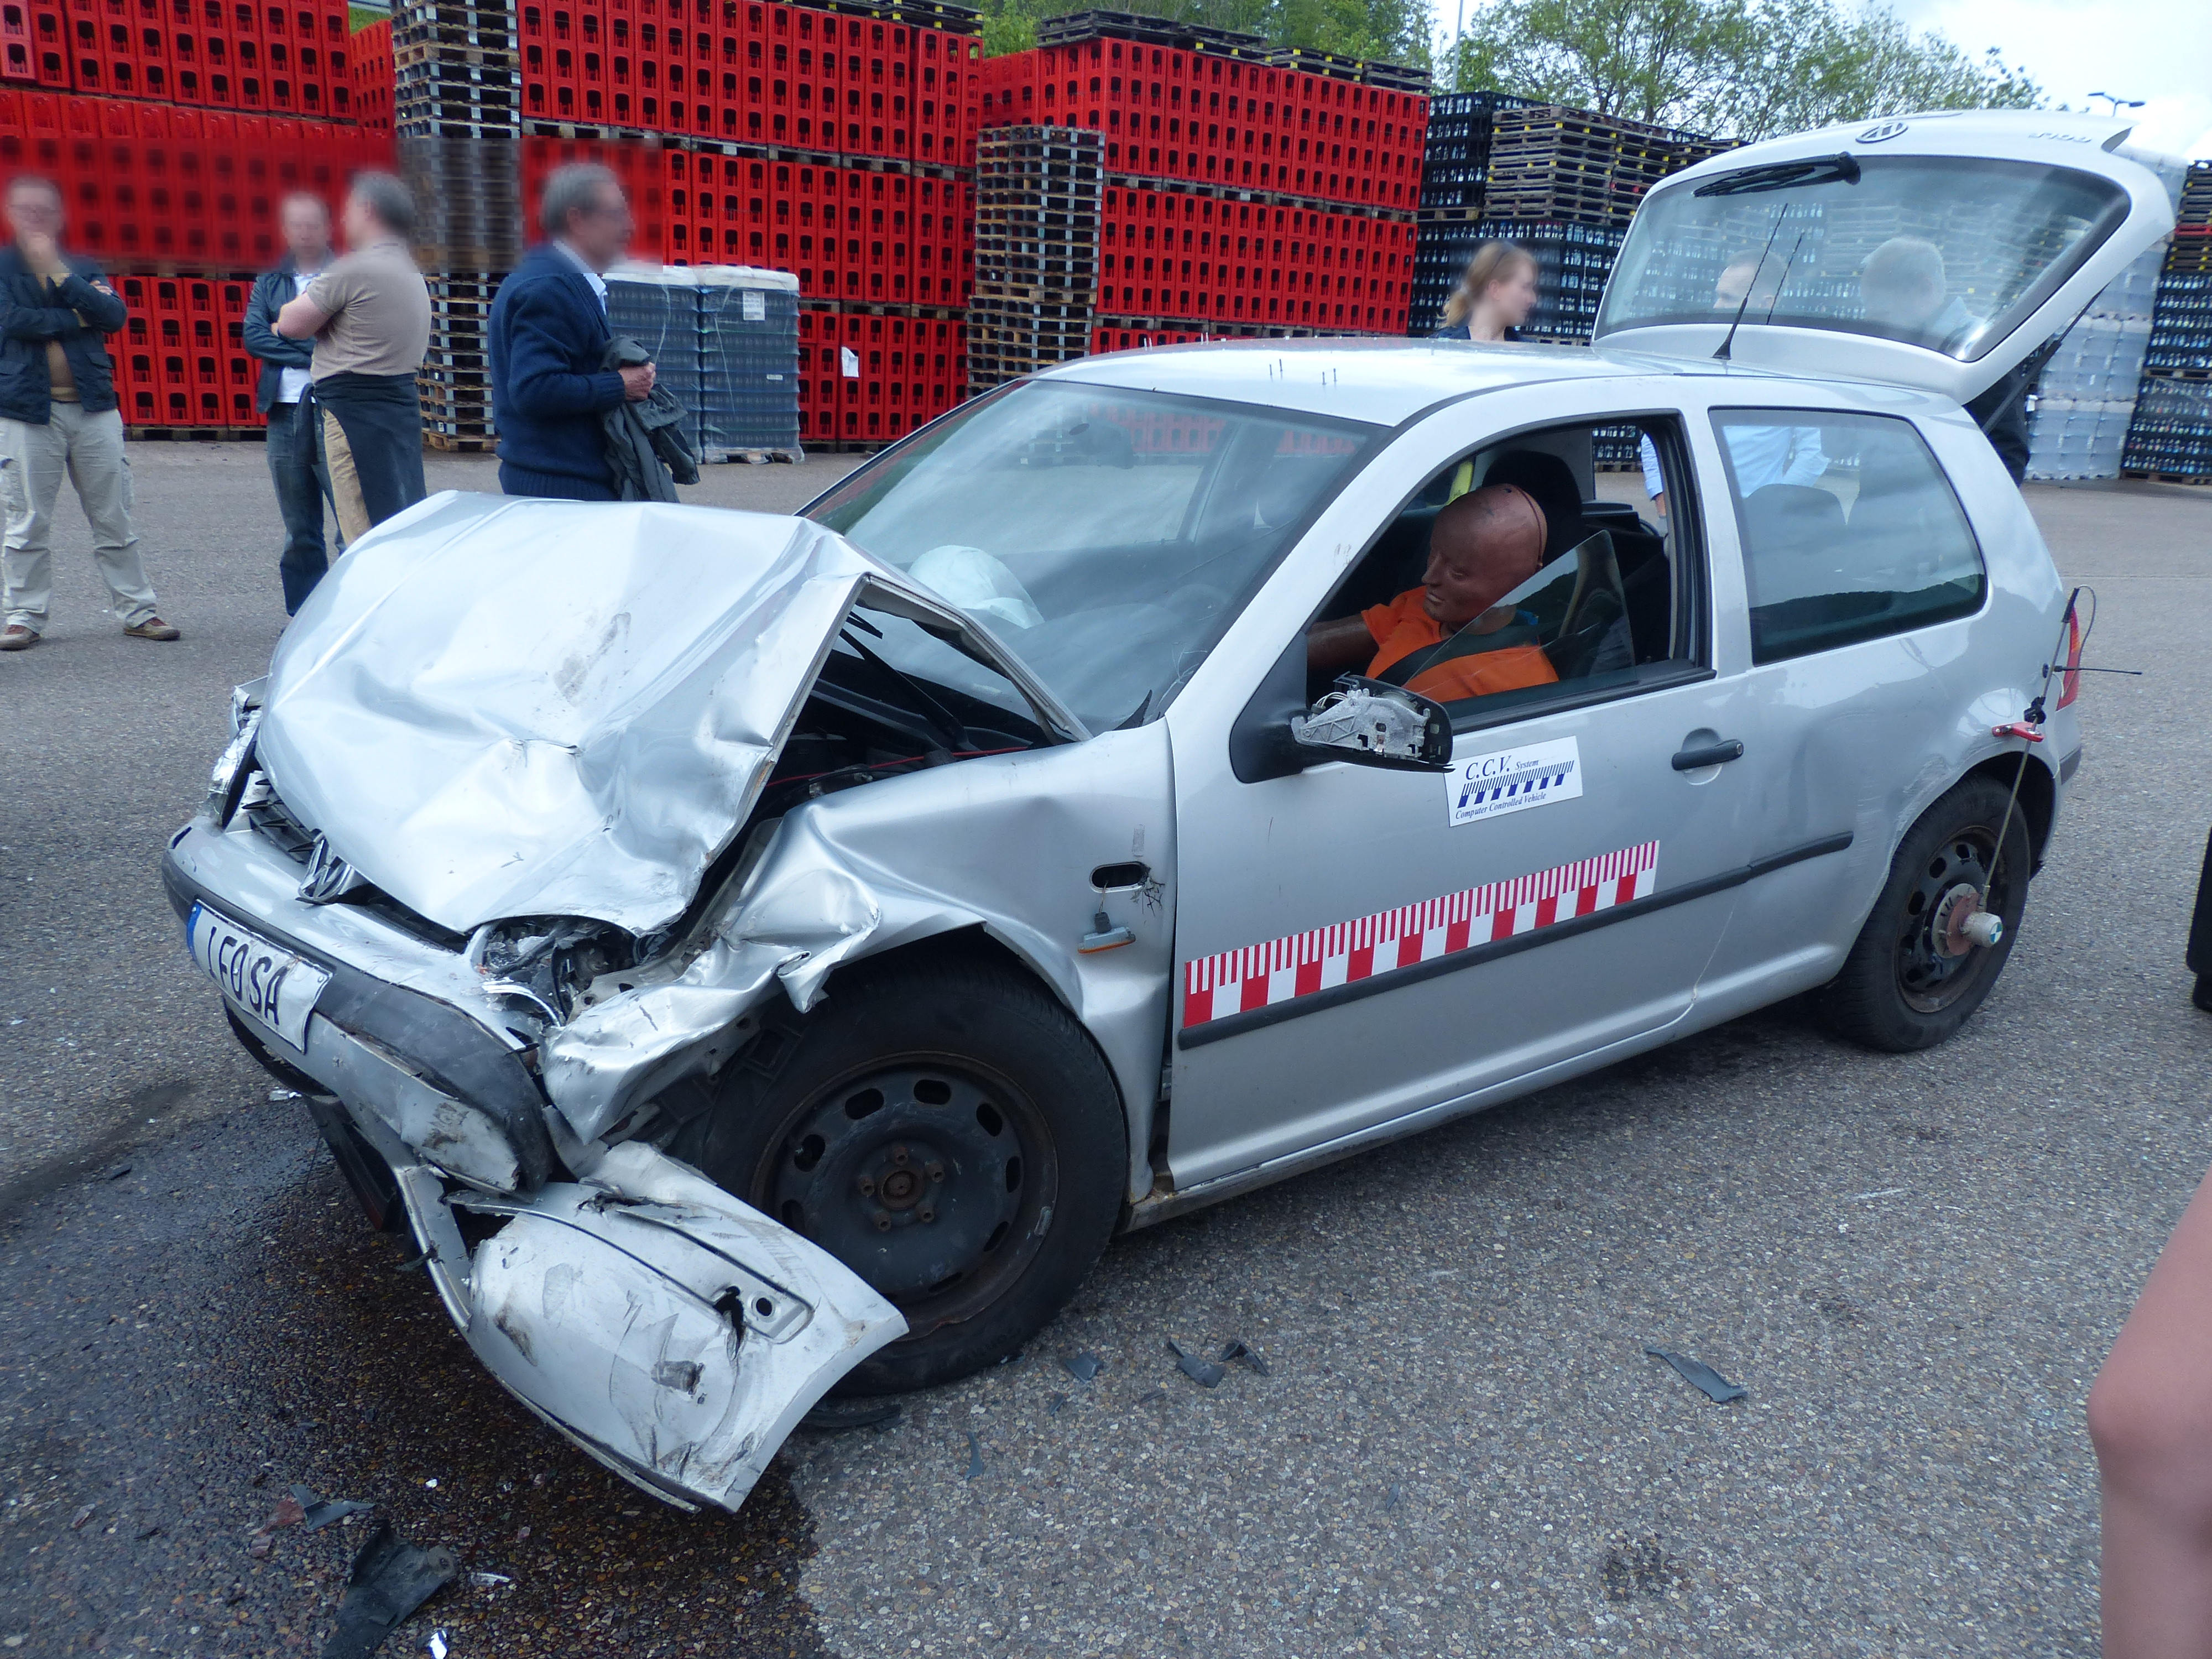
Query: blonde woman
1432 240 1539 342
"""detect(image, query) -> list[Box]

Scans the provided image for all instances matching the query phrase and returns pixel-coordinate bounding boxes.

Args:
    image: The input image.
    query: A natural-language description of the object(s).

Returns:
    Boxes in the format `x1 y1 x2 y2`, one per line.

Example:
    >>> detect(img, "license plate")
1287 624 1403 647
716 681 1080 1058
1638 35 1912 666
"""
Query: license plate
186 902 331 1053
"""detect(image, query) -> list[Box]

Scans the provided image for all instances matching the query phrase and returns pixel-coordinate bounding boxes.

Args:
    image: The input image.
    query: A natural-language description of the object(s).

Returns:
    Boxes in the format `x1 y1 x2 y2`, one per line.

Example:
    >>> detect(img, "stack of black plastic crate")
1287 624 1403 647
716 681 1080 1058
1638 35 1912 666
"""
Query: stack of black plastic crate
395 0 521 450
966 125 1102 393
1407 90 1532 334
2123 160 2212 483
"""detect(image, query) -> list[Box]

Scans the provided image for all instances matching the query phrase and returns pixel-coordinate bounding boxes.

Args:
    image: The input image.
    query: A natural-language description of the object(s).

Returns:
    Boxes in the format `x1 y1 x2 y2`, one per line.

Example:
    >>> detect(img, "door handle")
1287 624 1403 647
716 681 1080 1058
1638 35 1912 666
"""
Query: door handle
1671 738 1745 771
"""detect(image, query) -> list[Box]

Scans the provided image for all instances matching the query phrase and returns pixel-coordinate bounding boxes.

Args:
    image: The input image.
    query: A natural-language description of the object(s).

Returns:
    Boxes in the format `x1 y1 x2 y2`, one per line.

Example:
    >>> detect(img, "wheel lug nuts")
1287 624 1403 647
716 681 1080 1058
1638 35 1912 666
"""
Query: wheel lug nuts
891 1144 910 1166
917 1207 935 1224
925 1161 944 1182
856 1175 875 1197
872 1209 892 1232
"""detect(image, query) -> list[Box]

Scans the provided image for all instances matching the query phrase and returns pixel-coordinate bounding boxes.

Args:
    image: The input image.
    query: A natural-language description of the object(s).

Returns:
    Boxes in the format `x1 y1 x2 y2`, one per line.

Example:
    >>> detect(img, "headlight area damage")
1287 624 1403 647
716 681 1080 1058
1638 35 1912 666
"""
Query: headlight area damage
164 492 1115 1511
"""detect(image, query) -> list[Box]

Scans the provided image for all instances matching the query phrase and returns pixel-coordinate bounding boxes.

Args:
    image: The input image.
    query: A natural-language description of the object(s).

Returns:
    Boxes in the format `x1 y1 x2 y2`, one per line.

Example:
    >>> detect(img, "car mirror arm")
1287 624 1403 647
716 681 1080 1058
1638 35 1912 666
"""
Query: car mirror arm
1290 676 1455 773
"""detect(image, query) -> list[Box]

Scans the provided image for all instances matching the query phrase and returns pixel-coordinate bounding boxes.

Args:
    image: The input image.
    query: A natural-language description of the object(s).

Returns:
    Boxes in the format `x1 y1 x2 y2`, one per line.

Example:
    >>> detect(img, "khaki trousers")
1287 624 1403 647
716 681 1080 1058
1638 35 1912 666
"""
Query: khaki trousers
320 406 373 547
0 403 157 633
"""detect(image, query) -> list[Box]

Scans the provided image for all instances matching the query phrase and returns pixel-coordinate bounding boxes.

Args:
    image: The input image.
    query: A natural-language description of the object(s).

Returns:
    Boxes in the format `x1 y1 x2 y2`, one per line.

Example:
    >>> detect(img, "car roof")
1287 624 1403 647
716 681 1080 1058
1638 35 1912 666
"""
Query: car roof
1035 336 1843 427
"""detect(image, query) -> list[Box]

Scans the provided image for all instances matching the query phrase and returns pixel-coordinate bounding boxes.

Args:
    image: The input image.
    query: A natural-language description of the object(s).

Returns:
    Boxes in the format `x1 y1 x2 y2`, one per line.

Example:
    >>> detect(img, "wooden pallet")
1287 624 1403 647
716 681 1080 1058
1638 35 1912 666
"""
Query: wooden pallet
2120 468 2212 485
124 425 264 442
425 430 498 452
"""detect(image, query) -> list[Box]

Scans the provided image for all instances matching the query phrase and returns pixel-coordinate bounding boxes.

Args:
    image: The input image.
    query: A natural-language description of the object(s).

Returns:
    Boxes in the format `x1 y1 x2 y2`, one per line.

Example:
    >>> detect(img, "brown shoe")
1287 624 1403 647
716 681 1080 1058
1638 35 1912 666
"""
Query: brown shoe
0 623 34 650
123 617 180 641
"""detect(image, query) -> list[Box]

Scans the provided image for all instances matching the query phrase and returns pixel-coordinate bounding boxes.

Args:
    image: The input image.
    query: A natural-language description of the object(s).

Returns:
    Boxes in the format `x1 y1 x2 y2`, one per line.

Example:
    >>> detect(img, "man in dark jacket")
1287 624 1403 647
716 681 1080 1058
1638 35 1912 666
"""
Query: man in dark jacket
0 174 174 650
244 191 340 614
489 163 655 500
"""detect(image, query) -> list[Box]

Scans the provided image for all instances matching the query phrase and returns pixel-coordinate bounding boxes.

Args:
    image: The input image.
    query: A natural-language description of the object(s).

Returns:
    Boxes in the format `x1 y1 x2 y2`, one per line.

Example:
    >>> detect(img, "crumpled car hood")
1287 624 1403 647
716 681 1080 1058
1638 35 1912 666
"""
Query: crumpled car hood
255 491 1075 938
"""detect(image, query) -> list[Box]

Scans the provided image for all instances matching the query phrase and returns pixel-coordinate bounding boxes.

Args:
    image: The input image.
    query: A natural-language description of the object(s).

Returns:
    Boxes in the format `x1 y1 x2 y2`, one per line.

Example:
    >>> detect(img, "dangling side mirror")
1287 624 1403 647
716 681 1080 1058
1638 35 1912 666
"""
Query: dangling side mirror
1290 676 1454 773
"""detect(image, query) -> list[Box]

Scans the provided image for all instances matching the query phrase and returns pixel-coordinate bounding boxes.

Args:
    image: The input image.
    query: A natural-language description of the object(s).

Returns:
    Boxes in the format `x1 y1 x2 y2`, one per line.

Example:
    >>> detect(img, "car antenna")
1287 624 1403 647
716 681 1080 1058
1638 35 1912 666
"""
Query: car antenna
1713 210 1793 362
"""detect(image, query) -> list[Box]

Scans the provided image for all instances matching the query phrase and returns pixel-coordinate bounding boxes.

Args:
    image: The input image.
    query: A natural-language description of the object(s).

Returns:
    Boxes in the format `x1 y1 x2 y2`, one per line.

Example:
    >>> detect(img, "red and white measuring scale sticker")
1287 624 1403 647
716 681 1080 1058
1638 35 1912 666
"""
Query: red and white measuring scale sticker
1181 840 1661 1030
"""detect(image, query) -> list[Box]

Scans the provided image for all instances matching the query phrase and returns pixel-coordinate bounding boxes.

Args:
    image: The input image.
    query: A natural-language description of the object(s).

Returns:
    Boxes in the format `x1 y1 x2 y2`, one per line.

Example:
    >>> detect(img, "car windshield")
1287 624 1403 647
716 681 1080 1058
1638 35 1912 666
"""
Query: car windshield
1598 155 2131 362
808 379 1382 732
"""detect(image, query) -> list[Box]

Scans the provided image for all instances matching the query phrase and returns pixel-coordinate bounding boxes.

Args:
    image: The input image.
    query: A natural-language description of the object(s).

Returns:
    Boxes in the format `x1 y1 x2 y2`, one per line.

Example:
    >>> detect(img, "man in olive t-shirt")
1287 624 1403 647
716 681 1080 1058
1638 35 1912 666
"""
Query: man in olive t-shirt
274 172 431 546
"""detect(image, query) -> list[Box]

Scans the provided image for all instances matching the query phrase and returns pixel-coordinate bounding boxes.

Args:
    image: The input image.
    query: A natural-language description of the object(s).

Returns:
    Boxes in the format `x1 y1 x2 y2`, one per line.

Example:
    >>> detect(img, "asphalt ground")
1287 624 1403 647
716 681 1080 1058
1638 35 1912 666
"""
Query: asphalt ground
2 445 2210 1659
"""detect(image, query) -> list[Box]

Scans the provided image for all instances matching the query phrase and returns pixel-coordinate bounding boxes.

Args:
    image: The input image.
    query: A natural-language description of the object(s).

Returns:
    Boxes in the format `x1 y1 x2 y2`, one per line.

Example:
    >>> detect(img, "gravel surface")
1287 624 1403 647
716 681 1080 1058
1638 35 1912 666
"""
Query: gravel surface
1 450 2208 1658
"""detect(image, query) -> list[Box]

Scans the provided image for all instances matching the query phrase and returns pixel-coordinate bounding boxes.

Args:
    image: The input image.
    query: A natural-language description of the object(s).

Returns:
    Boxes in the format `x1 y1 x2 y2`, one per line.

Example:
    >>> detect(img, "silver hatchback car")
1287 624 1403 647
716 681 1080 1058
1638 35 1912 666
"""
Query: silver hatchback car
164 112 2172 1511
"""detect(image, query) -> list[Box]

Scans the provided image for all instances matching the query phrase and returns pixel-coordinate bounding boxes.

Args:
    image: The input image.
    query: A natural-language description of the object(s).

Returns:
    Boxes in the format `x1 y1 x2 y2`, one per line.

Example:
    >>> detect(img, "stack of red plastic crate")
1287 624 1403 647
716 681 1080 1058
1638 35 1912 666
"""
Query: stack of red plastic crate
0 0 389 431
979 35 1423 211
975 16 1424 345
514 0 982 447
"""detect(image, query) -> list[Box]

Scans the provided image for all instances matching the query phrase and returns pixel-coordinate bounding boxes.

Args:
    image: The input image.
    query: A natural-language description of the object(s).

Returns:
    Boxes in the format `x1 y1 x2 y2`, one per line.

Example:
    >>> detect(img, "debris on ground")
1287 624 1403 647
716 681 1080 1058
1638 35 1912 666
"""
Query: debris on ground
1644 1347 1748 1404
1045 1394 1067 1416
103 1166 131 1181
799 1399 902 1433
1061 1353 1103 1383
290 1485 375 1532
1133 1388 1166 1405
134 1524 163 1541
1219 1339 1270 1376
319 1522 458 1659
467 1572 512 1589
270 1088 302 1103
427 1632 448 1659
963 1432 984 1480
68 1505 94 1530
1165 1339 1225 1387
1383 1484 1404 1511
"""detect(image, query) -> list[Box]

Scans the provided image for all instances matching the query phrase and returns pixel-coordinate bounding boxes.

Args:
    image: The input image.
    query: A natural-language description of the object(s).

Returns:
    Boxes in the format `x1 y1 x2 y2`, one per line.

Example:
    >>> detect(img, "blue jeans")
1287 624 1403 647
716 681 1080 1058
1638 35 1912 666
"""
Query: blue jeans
267 399 337 614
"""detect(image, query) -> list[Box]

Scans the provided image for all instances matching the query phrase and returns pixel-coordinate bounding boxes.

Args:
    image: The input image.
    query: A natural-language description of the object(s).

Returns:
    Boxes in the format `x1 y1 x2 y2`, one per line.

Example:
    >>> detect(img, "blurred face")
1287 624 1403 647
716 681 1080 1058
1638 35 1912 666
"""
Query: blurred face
1484 257 1539 328
280 195 331 264
559 180 634 273
6 180 63 243
340 190 380 248
1713 257 1763 310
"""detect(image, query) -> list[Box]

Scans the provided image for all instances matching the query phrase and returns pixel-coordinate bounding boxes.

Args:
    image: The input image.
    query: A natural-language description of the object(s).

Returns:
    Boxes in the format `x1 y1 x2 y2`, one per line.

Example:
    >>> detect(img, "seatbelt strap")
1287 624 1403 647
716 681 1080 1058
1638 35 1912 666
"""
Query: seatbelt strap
1375 616 1543 688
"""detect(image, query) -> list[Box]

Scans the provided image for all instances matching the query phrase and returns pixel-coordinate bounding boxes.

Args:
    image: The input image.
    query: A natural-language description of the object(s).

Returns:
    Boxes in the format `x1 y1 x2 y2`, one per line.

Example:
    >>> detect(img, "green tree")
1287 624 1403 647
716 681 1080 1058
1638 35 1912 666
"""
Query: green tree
1448 0 2041 138
975 0 1432 66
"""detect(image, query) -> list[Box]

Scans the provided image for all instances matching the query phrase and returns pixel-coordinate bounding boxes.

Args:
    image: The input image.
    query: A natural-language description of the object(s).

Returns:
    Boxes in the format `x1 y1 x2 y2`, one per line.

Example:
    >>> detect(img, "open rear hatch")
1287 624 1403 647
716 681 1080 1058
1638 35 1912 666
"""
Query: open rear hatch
1593 111 2176 404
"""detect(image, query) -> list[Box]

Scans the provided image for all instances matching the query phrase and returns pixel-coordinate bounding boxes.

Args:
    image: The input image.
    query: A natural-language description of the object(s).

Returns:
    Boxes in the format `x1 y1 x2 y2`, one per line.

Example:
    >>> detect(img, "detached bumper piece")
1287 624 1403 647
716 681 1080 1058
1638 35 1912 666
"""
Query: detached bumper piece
419 1142 905 1513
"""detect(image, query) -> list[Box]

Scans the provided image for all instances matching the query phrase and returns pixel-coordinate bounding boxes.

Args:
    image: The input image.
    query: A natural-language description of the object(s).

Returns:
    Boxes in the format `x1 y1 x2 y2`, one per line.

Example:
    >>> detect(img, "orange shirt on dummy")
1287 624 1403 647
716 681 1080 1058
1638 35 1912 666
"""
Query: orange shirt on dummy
1361 588 1558 704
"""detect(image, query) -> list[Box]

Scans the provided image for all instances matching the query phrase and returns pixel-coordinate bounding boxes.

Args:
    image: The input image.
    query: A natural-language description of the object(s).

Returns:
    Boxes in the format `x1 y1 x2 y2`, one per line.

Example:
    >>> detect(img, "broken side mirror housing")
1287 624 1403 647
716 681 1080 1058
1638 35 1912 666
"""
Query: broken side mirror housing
1290 676 1454 773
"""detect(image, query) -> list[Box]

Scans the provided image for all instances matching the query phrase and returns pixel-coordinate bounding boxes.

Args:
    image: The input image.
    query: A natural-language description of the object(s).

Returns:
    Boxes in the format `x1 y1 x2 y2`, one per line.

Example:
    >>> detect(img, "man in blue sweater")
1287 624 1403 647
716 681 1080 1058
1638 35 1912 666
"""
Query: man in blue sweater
489 164 654 500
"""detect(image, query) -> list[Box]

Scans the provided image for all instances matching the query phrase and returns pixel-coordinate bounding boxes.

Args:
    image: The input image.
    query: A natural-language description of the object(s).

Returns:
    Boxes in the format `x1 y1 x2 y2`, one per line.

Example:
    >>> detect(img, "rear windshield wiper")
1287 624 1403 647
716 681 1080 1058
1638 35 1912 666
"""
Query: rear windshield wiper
1694 153 1860 197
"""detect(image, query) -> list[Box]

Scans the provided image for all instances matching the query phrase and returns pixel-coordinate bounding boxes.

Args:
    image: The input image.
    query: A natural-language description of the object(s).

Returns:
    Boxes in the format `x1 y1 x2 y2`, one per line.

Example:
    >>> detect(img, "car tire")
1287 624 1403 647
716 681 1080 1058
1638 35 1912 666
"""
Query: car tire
1820 774 2033 1052
672 950 1126 1395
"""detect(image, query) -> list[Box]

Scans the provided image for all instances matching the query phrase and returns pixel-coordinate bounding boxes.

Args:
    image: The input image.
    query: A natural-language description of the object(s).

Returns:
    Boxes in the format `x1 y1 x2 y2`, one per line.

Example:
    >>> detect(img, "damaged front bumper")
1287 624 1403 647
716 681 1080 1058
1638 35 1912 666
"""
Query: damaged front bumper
163 819 905 1513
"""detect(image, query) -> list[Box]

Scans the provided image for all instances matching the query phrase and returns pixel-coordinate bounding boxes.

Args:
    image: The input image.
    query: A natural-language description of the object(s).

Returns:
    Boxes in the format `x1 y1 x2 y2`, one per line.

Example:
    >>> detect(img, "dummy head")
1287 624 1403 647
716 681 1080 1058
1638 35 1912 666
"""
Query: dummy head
1421 483 1548 630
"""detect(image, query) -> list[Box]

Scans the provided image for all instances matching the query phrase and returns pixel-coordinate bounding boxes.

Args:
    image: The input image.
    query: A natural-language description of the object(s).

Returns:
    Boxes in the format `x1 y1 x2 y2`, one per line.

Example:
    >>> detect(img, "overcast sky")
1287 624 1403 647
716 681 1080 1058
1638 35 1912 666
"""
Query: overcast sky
1885 0 2211 158
1437 0 2212 159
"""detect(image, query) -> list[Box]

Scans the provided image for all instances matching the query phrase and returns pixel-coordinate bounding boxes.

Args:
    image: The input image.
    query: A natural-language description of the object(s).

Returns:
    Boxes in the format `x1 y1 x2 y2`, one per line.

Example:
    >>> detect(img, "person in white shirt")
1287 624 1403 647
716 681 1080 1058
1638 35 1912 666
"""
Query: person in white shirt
243 191 340 613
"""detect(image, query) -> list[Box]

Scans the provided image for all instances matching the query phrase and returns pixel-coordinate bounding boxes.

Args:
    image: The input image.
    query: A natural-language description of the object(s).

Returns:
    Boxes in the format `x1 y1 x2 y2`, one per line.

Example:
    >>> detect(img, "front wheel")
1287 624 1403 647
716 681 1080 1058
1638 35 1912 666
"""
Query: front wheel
1819 774 2032 1052
671 951 1126 1395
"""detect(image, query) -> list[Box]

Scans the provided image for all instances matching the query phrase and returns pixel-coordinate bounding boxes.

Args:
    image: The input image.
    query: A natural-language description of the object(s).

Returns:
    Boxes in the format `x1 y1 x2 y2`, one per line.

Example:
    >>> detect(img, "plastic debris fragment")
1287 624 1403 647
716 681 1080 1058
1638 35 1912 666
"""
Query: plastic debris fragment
1219 1339 1269 1376
290 1485 374 1532
963 1431 984 1480
1644 1347 1747 1404
1166 1339 1224 1388
1062 1353 1103 1383
319 1522 458 1659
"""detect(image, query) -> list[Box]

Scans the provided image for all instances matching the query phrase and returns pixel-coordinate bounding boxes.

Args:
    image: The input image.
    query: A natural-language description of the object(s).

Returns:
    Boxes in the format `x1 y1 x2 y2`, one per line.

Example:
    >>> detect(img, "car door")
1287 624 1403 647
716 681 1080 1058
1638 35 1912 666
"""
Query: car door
1685 392 2055 1007
1162 389 1768 1195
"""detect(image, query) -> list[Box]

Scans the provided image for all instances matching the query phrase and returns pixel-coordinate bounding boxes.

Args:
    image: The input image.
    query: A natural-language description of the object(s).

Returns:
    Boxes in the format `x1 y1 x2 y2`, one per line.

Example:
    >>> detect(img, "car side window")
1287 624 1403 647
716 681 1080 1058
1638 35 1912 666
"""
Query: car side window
1304 417 1705 726
1714 409 1986 666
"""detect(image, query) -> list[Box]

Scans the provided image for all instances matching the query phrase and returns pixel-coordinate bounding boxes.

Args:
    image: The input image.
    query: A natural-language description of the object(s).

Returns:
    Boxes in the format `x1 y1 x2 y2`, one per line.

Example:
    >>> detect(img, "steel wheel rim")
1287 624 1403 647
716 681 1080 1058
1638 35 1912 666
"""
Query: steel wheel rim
748 1053 1057 1341
1894 821 2012 1015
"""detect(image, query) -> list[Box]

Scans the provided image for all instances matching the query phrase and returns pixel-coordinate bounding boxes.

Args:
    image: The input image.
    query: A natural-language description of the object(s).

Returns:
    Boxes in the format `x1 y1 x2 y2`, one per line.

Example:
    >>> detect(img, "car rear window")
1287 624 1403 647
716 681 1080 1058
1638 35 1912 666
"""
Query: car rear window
1714 409 1985 664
